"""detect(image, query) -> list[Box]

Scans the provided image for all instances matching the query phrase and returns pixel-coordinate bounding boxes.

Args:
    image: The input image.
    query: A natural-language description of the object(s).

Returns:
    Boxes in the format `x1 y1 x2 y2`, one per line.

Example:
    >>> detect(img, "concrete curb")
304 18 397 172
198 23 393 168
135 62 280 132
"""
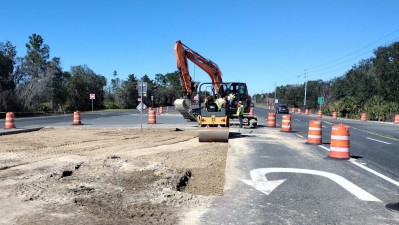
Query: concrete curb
0 127 43 136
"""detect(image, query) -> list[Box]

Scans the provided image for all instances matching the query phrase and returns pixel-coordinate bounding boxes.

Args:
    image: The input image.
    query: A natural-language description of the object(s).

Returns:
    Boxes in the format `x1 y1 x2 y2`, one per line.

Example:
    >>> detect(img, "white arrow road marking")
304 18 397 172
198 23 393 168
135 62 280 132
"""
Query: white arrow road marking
241 168 381 202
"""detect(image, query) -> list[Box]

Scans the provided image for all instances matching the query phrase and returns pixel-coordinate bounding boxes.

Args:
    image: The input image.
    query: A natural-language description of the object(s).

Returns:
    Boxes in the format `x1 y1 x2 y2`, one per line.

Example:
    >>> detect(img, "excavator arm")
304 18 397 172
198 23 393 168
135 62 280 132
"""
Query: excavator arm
174 40 223 96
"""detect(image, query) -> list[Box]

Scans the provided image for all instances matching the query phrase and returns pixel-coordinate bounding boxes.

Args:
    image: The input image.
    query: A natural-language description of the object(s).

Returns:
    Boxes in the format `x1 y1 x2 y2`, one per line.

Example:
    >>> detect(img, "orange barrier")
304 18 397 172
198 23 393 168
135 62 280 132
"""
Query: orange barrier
267 112 276 127
394 114 399 124
305 109 309 115
281 114 291 132
249 107 254 116
5 112 16 129
317 110 322 118
73 111 81 125
361 112 367 122
307 119 322 144
159 106 164 115
332 112 337 120
329 123 350 159
148 109 156 124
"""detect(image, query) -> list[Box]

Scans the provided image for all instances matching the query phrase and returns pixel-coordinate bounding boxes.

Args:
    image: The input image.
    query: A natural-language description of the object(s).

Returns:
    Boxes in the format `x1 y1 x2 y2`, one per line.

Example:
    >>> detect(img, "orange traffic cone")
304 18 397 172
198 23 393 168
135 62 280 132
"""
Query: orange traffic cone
361 113 367 122
281 114 291 132
5 112 16 129
329 123 350 159
332 112 337 120
73 111 82 125
307 119 322 144
394 114 399 124
317 110 322 118
267 112 276 127
148 109 156 124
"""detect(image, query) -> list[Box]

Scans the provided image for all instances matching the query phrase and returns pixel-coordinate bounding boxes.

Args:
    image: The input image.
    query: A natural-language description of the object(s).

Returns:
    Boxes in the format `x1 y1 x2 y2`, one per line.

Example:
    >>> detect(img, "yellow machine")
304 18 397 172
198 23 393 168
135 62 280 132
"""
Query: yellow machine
174 40 257 142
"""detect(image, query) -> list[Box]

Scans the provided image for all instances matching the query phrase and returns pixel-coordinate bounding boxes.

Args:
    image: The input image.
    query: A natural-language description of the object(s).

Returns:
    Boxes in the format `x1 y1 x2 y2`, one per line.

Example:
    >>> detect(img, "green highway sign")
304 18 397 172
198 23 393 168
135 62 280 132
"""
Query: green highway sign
317 97 324 104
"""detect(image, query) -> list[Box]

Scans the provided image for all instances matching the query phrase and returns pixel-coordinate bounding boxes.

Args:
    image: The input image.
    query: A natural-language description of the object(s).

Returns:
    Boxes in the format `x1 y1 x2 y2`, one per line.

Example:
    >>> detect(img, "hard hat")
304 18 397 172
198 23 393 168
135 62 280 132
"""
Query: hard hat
238 101 242 104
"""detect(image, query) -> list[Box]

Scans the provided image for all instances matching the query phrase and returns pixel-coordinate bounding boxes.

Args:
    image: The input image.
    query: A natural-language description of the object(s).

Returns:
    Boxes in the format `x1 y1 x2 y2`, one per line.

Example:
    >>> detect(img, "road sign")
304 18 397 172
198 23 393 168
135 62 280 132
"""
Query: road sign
136 102 147 111
317 97 324 104
137 81 147 94
90 93 95 100
241 167 380 202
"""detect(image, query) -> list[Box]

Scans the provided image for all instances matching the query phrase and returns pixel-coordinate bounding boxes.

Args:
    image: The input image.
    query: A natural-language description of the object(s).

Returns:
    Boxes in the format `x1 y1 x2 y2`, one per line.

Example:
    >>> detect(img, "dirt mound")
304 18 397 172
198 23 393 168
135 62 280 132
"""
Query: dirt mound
0 128 228 225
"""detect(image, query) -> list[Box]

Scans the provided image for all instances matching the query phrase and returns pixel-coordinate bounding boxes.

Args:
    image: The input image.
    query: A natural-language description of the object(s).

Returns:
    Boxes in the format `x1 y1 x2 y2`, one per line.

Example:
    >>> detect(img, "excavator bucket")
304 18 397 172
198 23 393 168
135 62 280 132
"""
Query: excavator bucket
174 99 197 121
198 127 229 142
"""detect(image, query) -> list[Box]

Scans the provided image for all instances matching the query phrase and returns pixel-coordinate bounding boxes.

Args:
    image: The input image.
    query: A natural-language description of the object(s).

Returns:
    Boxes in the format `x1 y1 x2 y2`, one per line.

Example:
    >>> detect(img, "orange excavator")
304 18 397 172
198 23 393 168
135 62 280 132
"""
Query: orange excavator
174 40 258 142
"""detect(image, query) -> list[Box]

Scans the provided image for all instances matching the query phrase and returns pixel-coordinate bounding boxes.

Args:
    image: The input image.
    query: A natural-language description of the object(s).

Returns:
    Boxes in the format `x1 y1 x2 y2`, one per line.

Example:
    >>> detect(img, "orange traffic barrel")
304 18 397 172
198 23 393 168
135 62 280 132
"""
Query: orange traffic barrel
249 107 254 116
298 108 302 114
159 106 164 115
148 109 156 124
5 112 16 129
329 123 350 159
267 112 276 127
281 114 291 132
394 114 399 124
361 113 367 122
305 109 309 115
73 111 81 125
332 112 337 120
317 110 322 118
307 119 322 144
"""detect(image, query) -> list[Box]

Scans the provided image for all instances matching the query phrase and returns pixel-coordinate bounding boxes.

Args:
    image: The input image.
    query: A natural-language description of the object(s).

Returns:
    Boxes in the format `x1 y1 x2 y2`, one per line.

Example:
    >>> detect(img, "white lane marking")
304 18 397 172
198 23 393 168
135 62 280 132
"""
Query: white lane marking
317 146 399 188
318 145 330 152
366 137 391 145
241 168 381 202
350 160 399 187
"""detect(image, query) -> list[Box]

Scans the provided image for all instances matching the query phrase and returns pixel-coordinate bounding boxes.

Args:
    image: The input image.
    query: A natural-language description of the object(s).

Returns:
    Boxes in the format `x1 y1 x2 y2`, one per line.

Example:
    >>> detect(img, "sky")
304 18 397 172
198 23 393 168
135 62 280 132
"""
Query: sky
2 0 399 95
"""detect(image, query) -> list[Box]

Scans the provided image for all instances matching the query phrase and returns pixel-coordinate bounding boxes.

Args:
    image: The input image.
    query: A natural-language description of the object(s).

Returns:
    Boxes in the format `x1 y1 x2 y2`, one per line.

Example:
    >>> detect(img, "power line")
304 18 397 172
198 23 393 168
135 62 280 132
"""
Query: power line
308 28 399 73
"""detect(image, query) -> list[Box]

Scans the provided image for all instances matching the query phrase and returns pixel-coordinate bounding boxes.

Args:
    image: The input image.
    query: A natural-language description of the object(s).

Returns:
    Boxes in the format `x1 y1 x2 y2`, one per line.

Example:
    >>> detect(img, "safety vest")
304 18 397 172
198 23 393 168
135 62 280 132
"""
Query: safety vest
236 105 245 116
215 98 225 111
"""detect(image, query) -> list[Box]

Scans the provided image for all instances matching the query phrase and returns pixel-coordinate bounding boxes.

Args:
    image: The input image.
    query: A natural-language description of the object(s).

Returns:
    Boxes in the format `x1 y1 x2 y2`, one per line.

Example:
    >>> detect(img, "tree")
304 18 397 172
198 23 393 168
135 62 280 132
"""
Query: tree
0 41 17 111
66 65 106 111
373 41 399 102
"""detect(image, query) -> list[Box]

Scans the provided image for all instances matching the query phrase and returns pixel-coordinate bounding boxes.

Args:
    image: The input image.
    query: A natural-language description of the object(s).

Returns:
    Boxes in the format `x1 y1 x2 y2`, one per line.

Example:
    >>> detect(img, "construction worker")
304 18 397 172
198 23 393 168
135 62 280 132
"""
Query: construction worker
228 91 236 106
204 95 213 111
236 101 245 128
215 96 226 111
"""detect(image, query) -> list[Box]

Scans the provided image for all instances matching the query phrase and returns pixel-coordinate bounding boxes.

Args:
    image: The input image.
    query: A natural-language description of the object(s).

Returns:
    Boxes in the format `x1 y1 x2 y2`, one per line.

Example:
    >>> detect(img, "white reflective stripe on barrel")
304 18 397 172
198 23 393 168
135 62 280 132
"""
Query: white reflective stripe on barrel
330 146 349 152
331 135 349 140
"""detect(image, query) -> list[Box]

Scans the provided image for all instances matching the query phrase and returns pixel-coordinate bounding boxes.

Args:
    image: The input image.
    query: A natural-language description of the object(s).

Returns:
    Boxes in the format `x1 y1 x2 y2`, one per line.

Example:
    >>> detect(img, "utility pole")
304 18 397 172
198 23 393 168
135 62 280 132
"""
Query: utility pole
274 82 277 107
304 69 308 110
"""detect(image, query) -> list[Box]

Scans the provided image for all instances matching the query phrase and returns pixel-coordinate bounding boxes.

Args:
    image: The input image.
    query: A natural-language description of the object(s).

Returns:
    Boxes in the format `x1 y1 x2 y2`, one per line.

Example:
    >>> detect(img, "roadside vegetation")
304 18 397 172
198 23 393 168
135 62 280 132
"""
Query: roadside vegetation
0 34 182 116
1 34 398 121
255 41 399 121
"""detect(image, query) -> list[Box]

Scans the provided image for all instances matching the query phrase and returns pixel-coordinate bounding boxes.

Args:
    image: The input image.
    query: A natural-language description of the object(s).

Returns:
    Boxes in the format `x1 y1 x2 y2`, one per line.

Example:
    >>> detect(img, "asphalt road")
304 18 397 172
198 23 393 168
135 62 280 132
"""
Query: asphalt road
201 107 399 224
254 107 399 180
1 107 399 224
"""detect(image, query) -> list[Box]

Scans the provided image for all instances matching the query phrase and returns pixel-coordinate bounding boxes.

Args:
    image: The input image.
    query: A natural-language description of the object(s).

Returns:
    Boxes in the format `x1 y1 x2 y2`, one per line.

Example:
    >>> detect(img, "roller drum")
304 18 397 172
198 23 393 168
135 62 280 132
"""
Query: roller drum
198 127 229 142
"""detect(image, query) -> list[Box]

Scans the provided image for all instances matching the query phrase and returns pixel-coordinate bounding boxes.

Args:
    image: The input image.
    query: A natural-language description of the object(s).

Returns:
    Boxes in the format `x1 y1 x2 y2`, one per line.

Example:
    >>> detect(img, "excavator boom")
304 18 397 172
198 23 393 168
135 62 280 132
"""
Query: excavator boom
174 40 223 95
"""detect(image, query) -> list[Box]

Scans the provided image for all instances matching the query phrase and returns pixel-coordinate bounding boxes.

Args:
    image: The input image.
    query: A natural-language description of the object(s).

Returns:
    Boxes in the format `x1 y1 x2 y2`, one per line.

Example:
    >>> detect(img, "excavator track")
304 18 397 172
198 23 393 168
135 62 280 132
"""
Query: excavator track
174 99 197 121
